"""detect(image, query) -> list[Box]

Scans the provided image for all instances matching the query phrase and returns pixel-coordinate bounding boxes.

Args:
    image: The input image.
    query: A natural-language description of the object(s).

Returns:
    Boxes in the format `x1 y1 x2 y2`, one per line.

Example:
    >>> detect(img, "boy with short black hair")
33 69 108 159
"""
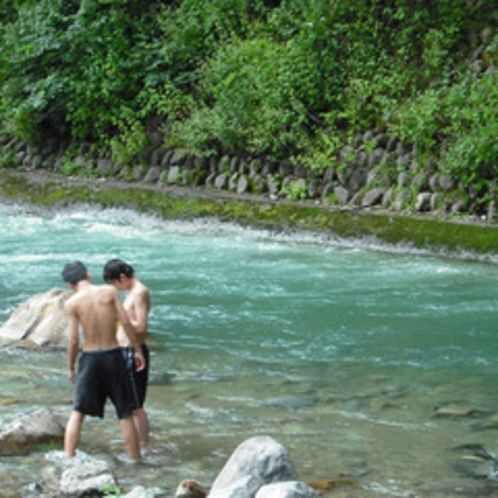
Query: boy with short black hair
62 261 145 460
103 258 151 448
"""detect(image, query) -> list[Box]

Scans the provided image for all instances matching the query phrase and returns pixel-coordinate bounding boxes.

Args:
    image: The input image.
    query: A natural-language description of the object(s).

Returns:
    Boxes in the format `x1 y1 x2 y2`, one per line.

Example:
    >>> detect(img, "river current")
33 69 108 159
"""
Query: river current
1 202 498 497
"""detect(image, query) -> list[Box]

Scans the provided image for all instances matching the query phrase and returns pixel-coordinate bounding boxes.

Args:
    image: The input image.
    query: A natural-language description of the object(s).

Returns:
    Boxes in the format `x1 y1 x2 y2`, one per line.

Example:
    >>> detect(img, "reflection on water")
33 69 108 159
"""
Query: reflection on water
1 204 498 496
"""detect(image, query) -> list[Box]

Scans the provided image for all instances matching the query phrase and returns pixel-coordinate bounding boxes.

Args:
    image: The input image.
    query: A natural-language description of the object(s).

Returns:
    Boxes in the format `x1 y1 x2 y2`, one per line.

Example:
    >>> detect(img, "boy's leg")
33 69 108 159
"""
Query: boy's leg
119 417 141 461
133 408 149 447
65 410 85 457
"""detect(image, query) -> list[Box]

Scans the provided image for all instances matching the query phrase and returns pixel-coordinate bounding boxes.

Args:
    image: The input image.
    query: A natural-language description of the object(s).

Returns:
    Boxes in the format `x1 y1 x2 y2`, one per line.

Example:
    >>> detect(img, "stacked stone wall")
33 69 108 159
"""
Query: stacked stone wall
0 130 494 222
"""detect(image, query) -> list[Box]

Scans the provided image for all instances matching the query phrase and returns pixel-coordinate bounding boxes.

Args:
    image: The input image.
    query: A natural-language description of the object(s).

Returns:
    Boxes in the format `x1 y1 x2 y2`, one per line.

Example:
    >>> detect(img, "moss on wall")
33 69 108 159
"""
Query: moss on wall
1 169 497 259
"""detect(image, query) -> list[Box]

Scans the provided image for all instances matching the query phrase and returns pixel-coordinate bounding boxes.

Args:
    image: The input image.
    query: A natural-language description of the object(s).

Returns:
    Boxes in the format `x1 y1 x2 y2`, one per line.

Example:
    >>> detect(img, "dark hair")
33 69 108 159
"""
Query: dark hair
62 261 88 285
103 258 134 282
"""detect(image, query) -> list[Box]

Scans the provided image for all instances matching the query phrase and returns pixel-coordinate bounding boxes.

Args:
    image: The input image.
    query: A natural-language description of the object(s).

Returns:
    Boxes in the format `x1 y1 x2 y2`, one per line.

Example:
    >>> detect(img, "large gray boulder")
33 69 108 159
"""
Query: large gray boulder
0 288 71 348
208 436 297 498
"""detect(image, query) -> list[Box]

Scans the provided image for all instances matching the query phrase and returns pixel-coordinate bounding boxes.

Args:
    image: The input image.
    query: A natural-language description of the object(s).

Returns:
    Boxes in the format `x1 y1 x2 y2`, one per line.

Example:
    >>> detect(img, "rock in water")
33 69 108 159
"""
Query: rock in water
175 480 207 498
0 408 64 455
0 288 71 348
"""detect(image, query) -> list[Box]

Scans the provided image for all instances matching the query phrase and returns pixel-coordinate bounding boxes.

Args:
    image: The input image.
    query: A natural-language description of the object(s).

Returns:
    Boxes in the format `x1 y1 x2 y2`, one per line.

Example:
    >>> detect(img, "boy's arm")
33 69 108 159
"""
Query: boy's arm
129 287 150 336
114 289 145 371
65 303 79 383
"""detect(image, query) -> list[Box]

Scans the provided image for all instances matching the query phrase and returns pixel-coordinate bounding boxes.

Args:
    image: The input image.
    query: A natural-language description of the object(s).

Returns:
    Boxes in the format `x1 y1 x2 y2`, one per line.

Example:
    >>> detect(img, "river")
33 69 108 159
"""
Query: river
1 202 498 497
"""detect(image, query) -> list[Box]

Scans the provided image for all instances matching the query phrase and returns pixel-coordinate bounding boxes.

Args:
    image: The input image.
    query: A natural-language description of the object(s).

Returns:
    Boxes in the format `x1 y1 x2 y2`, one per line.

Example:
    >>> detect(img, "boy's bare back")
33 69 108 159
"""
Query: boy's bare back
65 283 124 351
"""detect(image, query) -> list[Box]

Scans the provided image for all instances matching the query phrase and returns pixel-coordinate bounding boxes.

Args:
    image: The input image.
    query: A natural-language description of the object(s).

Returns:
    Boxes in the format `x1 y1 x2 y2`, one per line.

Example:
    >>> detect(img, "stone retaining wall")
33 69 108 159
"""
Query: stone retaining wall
0 131 495 222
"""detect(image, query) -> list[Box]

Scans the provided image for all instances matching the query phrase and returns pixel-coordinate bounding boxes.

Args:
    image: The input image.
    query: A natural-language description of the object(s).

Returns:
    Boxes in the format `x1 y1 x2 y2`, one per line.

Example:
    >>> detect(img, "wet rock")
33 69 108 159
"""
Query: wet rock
0 288 71 348
255 481 320 497
434 402 483 418
0 408 64 456
20 482 44 497
208 436 296 497
449 443 498 481
58 453 115 496
452 455 495 479
175 480 207 497
451 443 496 459
305 477 361 492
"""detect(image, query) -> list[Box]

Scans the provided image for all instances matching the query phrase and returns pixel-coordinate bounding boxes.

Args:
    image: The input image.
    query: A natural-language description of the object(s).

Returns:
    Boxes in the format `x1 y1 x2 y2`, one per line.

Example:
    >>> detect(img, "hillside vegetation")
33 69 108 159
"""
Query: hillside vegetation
0 1 497 216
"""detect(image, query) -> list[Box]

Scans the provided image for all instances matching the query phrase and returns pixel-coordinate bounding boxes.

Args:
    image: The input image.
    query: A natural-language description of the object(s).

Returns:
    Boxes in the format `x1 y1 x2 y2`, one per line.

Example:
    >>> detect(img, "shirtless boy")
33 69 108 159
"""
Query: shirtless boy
103 258 151 448
62 261 145 460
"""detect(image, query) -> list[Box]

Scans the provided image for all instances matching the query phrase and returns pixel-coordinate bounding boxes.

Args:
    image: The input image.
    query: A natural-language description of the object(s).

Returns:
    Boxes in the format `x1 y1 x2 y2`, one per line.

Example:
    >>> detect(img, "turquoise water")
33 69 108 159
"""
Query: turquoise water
1 202 498 497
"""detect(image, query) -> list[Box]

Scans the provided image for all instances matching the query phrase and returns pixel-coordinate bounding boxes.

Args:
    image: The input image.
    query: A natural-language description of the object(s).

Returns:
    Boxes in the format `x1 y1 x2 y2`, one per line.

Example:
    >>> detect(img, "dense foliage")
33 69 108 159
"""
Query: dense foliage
0 1 497 197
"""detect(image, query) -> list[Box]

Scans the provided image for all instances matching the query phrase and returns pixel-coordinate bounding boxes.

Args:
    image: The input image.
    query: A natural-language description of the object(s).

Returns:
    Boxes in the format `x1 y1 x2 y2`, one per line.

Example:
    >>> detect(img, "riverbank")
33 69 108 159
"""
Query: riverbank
1 168 498 260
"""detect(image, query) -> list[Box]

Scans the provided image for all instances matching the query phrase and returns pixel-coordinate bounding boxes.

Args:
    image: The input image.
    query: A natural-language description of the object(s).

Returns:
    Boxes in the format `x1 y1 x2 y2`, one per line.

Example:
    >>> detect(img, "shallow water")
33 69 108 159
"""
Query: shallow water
1 203 498 497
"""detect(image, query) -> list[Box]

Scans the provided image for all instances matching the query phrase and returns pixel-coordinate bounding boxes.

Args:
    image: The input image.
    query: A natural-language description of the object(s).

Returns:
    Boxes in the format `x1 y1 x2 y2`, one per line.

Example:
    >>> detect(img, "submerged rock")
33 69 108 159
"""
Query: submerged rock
471 412 498 431
260 395 318 410
417 476 498 496
434 402 485 418
449 443 498 481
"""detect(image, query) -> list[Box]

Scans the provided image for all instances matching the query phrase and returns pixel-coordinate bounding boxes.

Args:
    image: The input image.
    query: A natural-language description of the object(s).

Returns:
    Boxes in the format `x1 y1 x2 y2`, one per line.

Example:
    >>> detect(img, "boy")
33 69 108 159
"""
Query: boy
62 261 144 460
103 258 151 448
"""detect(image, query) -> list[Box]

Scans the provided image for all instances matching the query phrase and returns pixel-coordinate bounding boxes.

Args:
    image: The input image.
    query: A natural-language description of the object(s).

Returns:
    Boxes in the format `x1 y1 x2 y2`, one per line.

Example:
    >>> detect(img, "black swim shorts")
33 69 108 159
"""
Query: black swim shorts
122 343 150 409
74 347 134 419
